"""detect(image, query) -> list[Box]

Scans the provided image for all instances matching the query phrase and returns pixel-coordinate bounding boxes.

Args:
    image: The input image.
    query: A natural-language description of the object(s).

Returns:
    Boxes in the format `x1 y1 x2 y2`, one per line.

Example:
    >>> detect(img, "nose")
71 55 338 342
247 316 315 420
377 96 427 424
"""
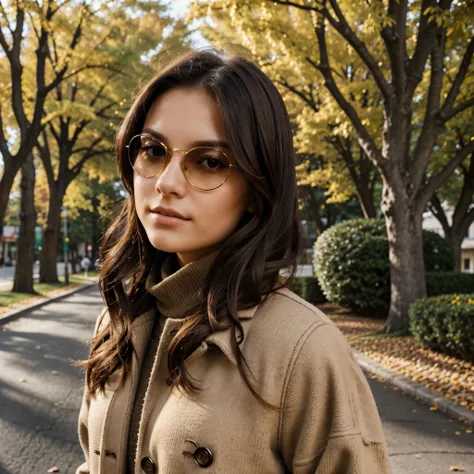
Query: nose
154 150 187 196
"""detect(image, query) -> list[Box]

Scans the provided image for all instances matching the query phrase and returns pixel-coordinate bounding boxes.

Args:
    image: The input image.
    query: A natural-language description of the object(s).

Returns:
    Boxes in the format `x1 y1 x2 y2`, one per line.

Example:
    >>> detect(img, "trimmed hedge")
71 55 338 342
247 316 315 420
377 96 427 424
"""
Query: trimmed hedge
290 276 326 304
409 294 474 362
313 218 454 316
426 272 474 296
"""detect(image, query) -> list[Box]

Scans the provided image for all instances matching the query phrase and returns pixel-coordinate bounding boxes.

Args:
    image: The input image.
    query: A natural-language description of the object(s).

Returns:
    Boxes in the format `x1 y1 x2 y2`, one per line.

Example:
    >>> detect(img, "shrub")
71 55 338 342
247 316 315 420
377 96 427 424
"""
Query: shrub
290 276 326 304
289 277 304 298
423 230 454 271
409 294 474 362
426 272 474 296
313 218 454 316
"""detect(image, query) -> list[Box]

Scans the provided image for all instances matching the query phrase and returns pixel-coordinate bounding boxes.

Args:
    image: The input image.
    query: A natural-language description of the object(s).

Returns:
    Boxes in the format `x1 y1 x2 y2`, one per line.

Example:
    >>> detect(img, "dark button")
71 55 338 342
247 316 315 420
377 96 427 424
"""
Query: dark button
166 377 173 386
194 447 213 468
141 456 156 474
183 439 213 468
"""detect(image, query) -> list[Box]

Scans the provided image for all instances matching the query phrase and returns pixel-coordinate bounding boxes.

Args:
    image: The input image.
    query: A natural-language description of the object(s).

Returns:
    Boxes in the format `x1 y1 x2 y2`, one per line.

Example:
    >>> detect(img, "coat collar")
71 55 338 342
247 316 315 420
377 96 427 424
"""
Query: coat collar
129 301 259 368
132 279 286 367
204 303 259 366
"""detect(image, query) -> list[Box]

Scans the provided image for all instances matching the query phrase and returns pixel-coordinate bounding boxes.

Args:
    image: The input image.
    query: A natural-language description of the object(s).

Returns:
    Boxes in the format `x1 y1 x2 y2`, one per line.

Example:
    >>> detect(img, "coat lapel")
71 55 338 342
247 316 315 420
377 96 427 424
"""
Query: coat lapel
99 309 156 474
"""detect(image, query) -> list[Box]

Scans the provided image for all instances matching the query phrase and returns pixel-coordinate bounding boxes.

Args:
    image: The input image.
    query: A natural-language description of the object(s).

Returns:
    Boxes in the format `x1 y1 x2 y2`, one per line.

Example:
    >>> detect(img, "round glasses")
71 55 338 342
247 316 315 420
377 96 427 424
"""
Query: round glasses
126 134 238 191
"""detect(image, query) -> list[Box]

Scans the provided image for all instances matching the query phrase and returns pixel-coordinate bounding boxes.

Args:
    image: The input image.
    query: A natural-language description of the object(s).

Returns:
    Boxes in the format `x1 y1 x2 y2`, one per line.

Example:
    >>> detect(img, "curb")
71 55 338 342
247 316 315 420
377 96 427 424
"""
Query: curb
0 280 99 326
355 350 474 427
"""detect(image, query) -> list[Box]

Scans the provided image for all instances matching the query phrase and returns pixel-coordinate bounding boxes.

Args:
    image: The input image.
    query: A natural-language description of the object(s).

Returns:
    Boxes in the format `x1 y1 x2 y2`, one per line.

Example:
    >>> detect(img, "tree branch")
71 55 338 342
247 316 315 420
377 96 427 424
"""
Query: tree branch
0 3 13 56
441 97 474 122
380 0 408 100
406 0 441 100
47 65 124 92
428 192 451 236
438 36 474 122
275 79 319 110
409 28 446 192
265 0 322 13
37 129 56 190
45 7 87 93
310 17 385 173
419 140 474 210
324 0 392 106
0 106 11 162
71 141 110 175
452 152 474 229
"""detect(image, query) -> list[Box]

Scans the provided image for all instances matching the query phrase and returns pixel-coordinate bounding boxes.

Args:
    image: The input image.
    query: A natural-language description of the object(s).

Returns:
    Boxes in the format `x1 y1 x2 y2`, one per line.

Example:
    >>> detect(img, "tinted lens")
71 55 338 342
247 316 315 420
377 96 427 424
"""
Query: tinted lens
184 147 230 190
129 135 167 177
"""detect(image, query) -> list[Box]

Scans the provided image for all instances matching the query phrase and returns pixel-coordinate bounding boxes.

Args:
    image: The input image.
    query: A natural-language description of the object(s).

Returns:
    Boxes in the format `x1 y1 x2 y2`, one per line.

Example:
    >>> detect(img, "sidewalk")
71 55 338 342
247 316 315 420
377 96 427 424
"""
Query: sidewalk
0 279 99 326
321 302 474 428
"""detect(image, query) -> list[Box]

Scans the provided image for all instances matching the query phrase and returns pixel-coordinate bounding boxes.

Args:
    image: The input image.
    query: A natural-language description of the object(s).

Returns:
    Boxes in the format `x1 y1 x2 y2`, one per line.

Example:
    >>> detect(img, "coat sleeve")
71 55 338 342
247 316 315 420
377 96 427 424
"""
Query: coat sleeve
75 308 108 474
279 322 391 474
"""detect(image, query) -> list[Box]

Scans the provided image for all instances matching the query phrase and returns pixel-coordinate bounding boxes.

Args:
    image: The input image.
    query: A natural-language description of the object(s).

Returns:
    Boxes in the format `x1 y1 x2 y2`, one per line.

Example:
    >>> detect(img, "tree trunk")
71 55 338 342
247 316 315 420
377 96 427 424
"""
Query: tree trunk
39 184 64 283
0 165 18 228
356 184 377 219
12 154 37 294
382 181 426 332
70 248 78 274
450 231 463 272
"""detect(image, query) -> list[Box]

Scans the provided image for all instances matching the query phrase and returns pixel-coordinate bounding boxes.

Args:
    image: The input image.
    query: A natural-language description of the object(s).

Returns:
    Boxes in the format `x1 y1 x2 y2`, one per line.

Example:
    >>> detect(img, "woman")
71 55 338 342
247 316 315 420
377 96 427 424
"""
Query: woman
76 48 391 474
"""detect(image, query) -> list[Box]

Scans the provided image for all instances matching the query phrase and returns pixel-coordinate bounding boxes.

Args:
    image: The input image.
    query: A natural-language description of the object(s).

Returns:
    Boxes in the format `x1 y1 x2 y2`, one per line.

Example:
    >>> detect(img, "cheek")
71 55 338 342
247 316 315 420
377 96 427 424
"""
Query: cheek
133 175 152 220
194 184 248 232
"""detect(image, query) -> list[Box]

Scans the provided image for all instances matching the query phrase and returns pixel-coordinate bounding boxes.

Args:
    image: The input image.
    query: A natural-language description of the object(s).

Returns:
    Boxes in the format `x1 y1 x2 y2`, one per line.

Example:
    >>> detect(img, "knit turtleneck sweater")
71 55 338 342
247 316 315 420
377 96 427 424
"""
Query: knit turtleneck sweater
127 249 219 474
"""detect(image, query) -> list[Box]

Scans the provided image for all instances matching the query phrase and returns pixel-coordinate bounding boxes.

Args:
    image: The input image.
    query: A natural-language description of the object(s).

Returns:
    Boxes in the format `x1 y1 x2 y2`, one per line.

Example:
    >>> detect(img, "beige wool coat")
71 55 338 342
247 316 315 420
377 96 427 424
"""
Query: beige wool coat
76 287 391 474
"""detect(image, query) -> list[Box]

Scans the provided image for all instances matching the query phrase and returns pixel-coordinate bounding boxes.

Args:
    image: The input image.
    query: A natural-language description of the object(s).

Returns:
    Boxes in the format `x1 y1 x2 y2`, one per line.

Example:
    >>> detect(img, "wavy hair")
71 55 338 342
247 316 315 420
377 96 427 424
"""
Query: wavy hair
80 48 303 408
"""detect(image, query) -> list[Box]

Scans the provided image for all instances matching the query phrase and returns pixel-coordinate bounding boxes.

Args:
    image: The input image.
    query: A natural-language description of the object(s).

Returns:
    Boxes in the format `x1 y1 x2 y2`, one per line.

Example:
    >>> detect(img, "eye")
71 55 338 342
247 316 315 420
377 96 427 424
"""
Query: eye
199 156 224 169
140 141 167 160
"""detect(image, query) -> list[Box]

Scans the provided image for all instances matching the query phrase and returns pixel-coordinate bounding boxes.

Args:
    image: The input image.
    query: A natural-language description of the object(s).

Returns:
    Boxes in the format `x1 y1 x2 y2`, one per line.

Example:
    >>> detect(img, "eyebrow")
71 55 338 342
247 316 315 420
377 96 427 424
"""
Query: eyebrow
142 128 230 149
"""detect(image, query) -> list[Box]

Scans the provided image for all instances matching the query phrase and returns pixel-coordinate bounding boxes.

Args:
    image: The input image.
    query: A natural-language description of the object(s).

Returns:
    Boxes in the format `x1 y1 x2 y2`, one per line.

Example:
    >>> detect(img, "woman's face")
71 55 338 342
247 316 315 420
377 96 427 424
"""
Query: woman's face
133 87 251 267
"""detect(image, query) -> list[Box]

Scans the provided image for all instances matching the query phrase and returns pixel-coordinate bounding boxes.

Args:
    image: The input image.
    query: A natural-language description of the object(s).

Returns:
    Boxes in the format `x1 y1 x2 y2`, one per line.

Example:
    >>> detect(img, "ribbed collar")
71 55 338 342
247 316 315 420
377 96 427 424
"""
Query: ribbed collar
145 249 219 319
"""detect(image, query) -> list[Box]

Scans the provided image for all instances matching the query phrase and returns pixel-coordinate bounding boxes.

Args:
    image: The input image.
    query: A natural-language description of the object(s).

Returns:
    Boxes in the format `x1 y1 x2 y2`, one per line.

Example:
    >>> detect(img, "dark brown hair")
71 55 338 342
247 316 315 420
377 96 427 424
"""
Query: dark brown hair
81 48 303 407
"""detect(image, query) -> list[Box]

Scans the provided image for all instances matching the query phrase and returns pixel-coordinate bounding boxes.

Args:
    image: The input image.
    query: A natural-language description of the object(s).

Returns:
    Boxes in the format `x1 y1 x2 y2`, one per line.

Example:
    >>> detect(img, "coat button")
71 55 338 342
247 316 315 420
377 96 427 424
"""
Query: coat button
141 456 156 474
194 447 213 467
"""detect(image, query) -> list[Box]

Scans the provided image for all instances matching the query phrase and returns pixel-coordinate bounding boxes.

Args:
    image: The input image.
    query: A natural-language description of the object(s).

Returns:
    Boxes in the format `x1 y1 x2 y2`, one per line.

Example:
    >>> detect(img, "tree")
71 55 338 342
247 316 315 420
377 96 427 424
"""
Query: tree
0 1 117 293
35 0 173 283
12 154 36 293
62 174 125 269
427 110 474 271
0 0 97 231
190 0 474 331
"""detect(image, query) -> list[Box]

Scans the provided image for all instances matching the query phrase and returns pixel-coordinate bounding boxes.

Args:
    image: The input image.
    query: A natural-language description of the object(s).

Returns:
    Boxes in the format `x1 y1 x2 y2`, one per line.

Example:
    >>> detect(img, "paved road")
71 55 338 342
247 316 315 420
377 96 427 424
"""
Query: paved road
0 286 102 474
0 286 473 473
0 263 76 290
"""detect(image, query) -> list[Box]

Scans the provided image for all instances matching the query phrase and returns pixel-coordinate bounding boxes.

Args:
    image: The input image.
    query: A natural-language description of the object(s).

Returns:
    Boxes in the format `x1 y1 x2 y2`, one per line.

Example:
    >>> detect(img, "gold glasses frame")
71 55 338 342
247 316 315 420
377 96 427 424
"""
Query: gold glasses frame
126 133 239 192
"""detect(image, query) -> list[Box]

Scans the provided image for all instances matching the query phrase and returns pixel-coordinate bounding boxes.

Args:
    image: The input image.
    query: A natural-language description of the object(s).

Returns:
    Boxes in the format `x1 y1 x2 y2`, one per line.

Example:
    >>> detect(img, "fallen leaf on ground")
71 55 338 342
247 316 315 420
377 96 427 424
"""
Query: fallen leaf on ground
449 466 464 472
322 304 474 412
51 370 58 375
47 467 59 473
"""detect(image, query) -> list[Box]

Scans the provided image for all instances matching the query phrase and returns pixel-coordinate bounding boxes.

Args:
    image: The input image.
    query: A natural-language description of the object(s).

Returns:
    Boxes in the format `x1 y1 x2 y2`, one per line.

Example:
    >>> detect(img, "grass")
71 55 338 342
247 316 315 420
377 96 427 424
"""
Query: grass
0 271 98 314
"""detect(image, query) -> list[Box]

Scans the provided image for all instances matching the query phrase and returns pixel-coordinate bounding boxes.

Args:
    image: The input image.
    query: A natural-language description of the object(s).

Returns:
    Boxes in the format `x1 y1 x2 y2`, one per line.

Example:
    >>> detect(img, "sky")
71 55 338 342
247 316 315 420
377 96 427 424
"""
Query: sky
166 0 193 18
164 0 210 48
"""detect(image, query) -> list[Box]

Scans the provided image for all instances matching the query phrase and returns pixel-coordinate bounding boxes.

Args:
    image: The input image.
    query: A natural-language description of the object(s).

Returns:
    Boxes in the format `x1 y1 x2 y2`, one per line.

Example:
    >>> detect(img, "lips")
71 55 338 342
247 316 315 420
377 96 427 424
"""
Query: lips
150 205 190 220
